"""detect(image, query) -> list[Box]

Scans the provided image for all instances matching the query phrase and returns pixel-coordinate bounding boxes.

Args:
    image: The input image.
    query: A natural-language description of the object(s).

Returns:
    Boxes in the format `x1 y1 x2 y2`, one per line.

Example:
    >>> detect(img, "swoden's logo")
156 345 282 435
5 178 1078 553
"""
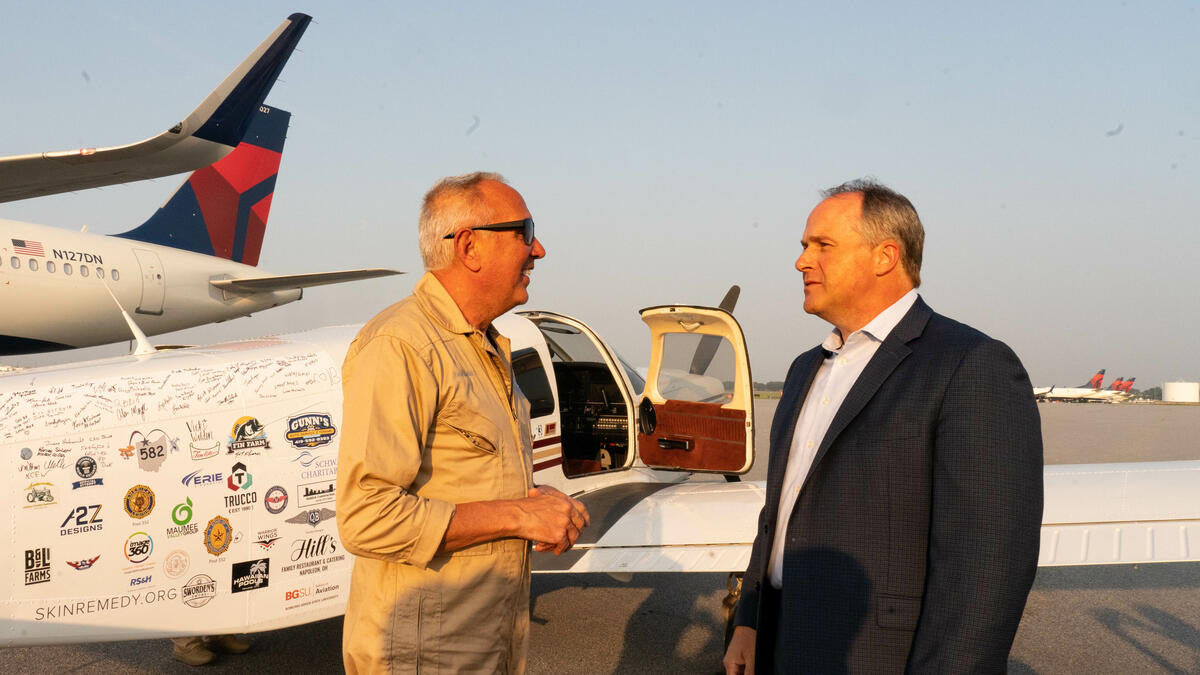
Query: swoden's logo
227 417 269 455
231 559 269 593
285 413 337 449
24 547 51 585
186 419 220 460
181 574 217 608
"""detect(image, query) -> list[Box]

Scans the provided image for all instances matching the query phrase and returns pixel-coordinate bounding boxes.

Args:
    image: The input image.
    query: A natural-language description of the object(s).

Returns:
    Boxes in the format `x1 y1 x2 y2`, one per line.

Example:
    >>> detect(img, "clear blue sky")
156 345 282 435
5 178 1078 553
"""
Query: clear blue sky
1 2 1196 387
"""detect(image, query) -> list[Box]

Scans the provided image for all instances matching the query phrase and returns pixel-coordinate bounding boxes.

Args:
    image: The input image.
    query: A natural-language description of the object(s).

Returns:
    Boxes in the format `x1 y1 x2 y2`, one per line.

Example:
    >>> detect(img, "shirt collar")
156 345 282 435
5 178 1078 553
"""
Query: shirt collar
413 272 476 335
821 289 919 352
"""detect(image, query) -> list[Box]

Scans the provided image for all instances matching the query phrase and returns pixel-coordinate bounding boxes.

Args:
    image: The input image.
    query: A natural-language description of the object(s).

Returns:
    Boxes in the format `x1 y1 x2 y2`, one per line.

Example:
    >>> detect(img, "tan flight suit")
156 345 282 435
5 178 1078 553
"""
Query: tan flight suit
337 273 533 674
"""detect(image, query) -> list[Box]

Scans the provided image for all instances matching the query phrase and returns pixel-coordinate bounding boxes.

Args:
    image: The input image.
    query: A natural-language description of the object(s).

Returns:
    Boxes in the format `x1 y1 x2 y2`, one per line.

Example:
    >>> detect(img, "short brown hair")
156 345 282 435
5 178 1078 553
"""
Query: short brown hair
822 178 924 286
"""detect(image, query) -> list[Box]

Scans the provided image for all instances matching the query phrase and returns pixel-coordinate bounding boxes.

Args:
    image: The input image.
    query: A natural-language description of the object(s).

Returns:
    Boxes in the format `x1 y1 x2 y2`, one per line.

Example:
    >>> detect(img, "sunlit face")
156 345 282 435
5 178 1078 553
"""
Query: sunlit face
794 192 877 332
475 181 546 314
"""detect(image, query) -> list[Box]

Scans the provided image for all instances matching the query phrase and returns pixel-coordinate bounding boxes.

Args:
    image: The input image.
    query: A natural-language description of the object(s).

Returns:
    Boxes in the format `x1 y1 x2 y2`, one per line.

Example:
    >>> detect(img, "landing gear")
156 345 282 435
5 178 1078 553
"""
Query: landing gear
722 572 743 649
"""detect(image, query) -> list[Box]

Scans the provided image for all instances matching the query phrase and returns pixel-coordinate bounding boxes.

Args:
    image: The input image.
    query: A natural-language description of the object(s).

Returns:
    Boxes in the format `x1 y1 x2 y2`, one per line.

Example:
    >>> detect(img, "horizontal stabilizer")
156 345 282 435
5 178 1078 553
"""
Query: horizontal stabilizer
0 13 311 204
210 268 402 293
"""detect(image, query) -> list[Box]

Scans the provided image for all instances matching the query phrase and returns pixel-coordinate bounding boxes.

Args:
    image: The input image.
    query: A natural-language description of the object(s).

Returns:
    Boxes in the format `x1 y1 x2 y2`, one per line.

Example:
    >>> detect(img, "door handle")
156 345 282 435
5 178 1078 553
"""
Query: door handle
657 437 692 451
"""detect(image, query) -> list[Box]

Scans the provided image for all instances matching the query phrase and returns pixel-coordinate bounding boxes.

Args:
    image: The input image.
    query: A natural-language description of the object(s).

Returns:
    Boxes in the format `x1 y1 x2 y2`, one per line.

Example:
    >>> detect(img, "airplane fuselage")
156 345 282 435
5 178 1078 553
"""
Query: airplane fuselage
1 218 300 353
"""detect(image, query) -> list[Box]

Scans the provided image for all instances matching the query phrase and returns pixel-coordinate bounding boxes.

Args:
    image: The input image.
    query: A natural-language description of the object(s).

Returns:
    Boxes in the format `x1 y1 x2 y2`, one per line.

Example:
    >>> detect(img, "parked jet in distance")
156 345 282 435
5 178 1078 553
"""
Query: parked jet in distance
1033 368 1133 402
0 13 398 355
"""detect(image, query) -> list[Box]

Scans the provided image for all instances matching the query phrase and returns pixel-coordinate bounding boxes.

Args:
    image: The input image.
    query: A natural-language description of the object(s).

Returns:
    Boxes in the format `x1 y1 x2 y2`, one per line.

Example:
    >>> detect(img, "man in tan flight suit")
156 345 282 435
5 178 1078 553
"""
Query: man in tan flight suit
337 172 589 674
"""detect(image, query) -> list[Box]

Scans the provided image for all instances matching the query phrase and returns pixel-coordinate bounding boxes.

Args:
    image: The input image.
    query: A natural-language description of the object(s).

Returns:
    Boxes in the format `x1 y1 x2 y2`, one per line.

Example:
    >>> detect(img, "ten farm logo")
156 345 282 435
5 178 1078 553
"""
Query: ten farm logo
227 417 269 455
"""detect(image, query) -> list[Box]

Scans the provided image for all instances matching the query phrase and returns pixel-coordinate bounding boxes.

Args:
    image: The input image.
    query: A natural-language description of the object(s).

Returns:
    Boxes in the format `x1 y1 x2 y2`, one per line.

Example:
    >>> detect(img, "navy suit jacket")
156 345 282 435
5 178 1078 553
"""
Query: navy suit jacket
734 298 1043 674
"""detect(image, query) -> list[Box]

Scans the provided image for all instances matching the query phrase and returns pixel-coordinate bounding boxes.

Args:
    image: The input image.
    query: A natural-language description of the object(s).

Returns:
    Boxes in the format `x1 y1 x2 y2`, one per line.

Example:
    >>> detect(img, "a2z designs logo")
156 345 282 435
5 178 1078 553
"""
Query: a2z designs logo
60 505 103 536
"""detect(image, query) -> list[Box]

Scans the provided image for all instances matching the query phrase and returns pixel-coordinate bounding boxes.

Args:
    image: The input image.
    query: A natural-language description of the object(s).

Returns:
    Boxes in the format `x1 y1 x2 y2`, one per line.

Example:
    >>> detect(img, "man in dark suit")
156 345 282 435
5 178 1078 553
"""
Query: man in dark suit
723 179 1042 674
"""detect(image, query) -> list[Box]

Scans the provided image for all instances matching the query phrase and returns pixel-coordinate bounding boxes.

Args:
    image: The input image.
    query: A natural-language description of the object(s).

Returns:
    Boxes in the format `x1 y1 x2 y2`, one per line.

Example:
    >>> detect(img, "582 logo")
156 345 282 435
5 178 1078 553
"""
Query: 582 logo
60 505 103 536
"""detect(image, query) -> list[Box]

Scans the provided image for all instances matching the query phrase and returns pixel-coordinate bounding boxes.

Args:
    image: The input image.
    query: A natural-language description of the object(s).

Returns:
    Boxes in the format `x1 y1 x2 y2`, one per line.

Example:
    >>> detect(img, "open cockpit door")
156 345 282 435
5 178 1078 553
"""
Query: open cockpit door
637 305 754 474
516 311 641 478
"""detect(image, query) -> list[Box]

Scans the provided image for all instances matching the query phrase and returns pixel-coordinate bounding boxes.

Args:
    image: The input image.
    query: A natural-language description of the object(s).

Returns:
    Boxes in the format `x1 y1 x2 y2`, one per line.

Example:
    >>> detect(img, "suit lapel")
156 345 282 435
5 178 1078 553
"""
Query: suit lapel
802 299 933 486
766 349 823 516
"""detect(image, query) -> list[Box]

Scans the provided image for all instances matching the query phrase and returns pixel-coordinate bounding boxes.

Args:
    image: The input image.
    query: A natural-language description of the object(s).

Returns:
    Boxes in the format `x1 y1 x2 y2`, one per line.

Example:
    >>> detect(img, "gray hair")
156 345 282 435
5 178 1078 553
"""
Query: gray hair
822 178 924 287
418 171 507 271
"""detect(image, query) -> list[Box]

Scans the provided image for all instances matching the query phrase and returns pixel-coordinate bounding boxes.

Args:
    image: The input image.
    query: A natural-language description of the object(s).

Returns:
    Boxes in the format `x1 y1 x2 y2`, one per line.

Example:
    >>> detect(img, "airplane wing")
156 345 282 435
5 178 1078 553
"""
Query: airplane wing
0 13 311 204
210 269 403 293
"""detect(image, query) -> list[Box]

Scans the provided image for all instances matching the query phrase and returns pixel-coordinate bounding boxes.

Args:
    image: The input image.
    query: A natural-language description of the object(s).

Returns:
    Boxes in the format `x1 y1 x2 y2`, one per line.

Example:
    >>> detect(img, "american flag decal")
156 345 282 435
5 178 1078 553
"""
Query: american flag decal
12 239 44 257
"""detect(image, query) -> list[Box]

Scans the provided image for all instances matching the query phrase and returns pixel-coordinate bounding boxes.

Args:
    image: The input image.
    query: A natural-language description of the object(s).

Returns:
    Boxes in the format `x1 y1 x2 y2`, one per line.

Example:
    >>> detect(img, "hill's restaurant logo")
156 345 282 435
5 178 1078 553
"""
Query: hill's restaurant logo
285 413 337 449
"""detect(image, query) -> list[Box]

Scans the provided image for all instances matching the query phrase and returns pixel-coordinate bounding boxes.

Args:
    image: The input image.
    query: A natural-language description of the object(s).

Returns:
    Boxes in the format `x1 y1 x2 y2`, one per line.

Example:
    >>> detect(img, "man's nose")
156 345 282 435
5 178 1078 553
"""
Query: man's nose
531 237 546 259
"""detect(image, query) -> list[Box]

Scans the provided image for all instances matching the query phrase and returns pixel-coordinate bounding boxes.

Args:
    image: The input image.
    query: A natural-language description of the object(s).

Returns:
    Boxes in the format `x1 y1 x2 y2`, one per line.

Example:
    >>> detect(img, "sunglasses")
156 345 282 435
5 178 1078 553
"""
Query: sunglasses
443 218 535 246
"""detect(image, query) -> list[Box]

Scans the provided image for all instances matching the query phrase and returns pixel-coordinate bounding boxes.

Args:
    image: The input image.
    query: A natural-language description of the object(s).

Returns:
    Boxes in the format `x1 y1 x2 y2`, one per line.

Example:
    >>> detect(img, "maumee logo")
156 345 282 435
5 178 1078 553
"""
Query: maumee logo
73 456 103 489
166 498 199 538
231 559 270 593
186 419 221 460
181 574 217 608
285 413 337 449
24 547 51 585
227 416 269 455
123 485 155 519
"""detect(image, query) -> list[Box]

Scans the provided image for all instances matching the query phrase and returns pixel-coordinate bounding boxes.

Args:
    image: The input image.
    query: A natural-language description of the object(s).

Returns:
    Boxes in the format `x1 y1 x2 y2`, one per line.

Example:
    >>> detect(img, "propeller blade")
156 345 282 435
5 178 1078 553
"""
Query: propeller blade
689 285 740 375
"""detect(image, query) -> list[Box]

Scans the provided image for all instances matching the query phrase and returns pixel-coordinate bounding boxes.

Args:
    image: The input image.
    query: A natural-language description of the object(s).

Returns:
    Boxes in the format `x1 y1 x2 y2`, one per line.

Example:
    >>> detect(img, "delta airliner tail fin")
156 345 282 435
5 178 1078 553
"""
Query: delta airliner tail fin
116 106 289 266
1083 369 1106 389
1110 376 1126 391
1122 377 1136 393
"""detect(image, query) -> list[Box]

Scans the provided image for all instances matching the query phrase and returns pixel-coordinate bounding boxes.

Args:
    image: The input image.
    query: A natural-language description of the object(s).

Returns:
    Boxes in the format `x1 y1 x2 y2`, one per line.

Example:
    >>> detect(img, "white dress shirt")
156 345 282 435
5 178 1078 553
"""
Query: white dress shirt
768 289 918 589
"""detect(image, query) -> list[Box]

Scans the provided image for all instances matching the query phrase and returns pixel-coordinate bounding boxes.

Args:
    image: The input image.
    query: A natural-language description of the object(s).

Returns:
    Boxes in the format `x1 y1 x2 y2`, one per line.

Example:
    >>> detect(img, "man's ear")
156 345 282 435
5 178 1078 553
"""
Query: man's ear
875 240 901 277
453 231 484 272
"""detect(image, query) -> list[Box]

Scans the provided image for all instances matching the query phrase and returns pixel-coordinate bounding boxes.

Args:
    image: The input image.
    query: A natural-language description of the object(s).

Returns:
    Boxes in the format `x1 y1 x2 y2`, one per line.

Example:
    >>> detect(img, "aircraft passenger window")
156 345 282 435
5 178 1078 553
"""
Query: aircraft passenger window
28 259 38 272
655 333 736 404
10 257 19 269
80 265 89 277
96 268 104 279
112 269 120 281
63 263 73 276
46 261 55 273
512 348 555 418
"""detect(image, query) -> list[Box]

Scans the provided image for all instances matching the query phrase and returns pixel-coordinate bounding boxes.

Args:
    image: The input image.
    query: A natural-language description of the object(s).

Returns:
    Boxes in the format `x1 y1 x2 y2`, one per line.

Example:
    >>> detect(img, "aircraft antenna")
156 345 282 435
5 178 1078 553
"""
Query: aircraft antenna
100 282 156 355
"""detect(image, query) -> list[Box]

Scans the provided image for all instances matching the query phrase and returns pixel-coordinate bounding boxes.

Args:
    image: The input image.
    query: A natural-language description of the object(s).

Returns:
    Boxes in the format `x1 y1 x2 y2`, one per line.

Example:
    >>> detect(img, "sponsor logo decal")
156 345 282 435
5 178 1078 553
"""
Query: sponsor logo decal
167 498 199 538
264 485 288 514
285 413 337 449
285 507 336 529
231 559 270 593
73 456 103 489
284 582 341 611
119 429 173 472
23 482 56 508
254 528 281 550
125 532 154 564
20 447 32 460
181 469 223 488
163 550 190 579
33 588 179 621
66 555 100 571
130 574 152 587
228 462 253 491
123 485 155 519
24 547 51 585
292 450 337 480
225 462 258 512
186 419 221 460
227 416 269 455
181 574 216 608
60 504 103 536
204 516 232 557
281 534 345 575
297 480 335 507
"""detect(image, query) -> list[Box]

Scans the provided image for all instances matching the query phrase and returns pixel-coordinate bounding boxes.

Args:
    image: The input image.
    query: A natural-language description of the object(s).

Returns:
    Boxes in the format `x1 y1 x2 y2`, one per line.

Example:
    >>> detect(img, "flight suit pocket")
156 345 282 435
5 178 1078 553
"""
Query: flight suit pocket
445 422 499 455
877 593 921 630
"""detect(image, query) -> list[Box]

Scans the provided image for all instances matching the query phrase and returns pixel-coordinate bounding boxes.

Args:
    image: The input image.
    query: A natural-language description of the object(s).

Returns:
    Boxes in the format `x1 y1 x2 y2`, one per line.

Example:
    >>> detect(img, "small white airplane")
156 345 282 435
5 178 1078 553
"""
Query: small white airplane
0 13 398 356
1034 368 1133 402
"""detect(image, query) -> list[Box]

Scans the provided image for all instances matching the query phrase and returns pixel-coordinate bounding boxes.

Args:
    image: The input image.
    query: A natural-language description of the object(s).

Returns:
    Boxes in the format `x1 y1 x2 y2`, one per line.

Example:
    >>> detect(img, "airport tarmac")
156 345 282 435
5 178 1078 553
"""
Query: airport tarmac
3 399 1200 673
